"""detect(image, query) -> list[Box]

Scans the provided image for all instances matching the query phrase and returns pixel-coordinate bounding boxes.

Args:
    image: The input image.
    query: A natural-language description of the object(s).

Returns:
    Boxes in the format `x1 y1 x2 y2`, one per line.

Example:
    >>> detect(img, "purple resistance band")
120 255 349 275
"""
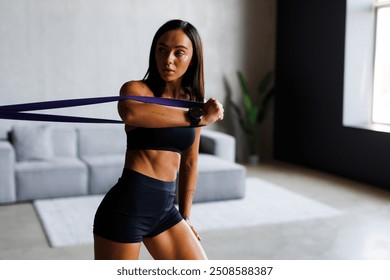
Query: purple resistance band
0 96 204 123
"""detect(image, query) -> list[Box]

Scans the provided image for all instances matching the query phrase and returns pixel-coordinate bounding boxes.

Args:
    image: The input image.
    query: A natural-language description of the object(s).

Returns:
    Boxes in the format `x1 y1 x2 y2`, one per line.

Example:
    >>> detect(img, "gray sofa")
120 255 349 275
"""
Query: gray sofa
0 124 246 204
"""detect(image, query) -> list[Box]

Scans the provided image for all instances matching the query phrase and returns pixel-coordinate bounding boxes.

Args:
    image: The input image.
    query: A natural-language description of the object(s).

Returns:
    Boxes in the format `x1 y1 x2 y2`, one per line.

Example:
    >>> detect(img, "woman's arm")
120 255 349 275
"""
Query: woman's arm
118 81 190 128
178 127 202 240
118 81 224 128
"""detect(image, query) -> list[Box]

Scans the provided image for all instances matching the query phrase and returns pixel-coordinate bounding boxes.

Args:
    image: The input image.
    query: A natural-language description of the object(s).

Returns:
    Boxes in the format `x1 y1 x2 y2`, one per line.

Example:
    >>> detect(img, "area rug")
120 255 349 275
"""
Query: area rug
33 178 342 247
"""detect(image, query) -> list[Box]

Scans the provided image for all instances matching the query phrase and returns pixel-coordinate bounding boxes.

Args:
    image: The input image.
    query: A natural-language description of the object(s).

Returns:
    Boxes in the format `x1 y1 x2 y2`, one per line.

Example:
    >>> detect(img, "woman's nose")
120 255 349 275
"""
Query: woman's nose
165 52 174 65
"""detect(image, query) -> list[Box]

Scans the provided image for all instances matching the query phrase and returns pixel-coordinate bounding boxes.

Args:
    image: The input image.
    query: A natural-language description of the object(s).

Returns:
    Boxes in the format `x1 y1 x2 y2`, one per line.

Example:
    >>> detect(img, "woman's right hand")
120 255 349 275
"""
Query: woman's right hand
201 98 224 126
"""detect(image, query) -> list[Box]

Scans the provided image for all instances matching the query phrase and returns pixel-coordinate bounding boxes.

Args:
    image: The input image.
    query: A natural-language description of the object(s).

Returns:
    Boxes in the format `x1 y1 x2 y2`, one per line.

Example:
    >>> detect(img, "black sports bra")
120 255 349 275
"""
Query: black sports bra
126 126 196 154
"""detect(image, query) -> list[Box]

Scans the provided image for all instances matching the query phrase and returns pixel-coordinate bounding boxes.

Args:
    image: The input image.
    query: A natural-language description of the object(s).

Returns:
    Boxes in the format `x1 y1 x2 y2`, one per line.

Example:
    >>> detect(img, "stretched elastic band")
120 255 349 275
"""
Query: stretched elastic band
0 111 123 123
0 96 204 123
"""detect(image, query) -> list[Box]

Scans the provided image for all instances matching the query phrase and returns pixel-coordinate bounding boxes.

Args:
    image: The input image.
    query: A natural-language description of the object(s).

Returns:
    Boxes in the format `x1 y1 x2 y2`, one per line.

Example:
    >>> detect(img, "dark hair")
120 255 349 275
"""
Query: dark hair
143 19 204 102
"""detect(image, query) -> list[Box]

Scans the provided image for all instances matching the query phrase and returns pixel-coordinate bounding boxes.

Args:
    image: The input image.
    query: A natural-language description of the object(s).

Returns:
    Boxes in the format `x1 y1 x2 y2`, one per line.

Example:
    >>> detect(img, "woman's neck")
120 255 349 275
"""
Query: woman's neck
163 81 184 99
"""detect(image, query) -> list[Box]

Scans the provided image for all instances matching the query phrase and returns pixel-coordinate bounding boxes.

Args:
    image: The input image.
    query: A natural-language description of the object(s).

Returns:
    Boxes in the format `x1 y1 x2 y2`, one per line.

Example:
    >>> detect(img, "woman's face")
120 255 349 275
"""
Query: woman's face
155 29 193 83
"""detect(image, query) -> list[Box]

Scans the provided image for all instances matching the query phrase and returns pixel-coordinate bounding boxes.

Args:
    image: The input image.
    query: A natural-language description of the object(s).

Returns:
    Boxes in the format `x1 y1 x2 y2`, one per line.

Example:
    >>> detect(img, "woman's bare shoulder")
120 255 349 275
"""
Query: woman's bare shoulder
120 80 153 97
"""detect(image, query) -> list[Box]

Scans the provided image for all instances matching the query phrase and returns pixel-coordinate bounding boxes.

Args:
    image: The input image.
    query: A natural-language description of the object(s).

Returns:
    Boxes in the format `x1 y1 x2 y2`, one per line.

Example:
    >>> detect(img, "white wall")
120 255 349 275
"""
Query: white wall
0 0 276 160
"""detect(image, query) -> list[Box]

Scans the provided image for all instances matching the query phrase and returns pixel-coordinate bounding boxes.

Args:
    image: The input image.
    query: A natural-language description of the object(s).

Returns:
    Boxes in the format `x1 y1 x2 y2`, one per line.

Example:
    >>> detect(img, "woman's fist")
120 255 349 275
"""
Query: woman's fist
201 98 224 126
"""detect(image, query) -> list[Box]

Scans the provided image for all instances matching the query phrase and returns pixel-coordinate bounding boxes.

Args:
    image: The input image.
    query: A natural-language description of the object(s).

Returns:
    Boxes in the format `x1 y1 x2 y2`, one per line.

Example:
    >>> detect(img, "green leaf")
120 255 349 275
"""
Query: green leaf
237 71 250 97
257 71 273 96
228 98 249 134
257 88 275 123
248 107 259 126
243 94 252 112
238 71 255 120
235 70 274 134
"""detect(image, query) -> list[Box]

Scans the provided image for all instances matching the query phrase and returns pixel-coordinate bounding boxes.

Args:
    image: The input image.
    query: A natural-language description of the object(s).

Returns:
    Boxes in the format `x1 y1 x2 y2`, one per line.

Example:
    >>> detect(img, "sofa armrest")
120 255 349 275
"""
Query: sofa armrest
0 141 16 203
199 129 236 162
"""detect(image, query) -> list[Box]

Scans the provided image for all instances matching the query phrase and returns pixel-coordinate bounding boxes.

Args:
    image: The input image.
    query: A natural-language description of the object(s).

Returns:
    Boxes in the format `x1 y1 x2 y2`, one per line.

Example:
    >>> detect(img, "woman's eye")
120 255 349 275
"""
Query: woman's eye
176 51 185 57
158 47 166 54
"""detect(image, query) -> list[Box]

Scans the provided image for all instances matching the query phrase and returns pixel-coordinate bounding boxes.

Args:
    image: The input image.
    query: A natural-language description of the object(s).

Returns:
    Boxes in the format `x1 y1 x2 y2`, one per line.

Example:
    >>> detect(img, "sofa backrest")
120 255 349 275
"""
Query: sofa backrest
199 129 236 162
51 126 78 158
77 125 126 156
0 125 11 141
9 124 78 161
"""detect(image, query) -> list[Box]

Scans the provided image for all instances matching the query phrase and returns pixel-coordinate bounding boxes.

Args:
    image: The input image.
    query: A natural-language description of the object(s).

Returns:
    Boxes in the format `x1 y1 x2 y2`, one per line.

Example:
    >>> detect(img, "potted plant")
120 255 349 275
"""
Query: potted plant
229 70 274 164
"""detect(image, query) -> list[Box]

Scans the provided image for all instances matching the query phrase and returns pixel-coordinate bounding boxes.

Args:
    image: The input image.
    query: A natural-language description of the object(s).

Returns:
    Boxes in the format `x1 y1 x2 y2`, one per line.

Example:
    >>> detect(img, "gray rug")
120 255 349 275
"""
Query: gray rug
33 178 342 247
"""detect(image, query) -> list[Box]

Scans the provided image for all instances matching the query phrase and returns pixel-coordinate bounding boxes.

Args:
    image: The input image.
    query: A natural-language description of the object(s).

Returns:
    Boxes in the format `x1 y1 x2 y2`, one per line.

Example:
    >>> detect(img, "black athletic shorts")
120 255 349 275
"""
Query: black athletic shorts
93 168 183 243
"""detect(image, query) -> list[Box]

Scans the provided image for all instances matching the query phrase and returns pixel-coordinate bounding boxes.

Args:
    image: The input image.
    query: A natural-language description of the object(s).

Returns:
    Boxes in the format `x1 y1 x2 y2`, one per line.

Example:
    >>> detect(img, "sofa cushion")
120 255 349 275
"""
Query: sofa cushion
200 129 236 162
0 125 11 141
0 141 16 203
15 158 88 201
78 126 126 156
187 154 246 203
51 126 77 158
11 125 54 162
80 154 124 194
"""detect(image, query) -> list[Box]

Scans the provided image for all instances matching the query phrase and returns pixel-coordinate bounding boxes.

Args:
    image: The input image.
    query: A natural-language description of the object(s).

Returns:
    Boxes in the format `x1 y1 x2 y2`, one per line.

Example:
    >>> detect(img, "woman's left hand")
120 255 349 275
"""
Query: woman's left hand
185 218 202 241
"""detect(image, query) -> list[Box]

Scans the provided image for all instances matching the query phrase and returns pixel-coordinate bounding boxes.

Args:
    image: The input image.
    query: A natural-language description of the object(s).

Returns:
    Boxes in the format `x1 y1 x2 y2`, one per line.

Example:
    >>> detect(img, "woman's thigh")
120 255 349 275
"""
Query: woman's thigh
94 234 141 260
143 220 207 260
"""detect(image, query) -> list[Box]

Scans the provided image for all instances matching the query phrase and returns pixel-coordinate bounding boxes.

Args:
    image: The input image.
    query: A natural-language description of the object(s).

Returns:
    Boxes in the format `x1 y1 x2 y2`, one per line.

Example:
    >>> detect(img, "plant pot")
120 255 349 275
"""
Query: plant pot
248 154 259 165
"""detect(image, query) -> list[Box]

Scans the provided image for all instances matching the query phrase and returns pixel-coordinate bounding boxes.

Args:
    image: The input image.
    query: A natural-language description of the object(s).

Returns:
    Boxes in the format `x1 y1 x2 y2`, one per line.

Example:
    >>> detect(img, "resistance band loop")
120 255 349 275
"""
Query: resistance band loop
0 96 204 123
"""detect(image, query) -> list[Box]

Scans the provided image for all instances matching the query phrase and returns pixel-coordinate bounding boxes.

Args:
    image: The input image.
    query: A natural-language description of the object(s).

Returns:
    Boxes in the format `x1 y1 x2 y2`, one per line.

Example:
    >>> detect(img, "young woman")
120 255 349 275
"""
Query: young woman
93 19 224 260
